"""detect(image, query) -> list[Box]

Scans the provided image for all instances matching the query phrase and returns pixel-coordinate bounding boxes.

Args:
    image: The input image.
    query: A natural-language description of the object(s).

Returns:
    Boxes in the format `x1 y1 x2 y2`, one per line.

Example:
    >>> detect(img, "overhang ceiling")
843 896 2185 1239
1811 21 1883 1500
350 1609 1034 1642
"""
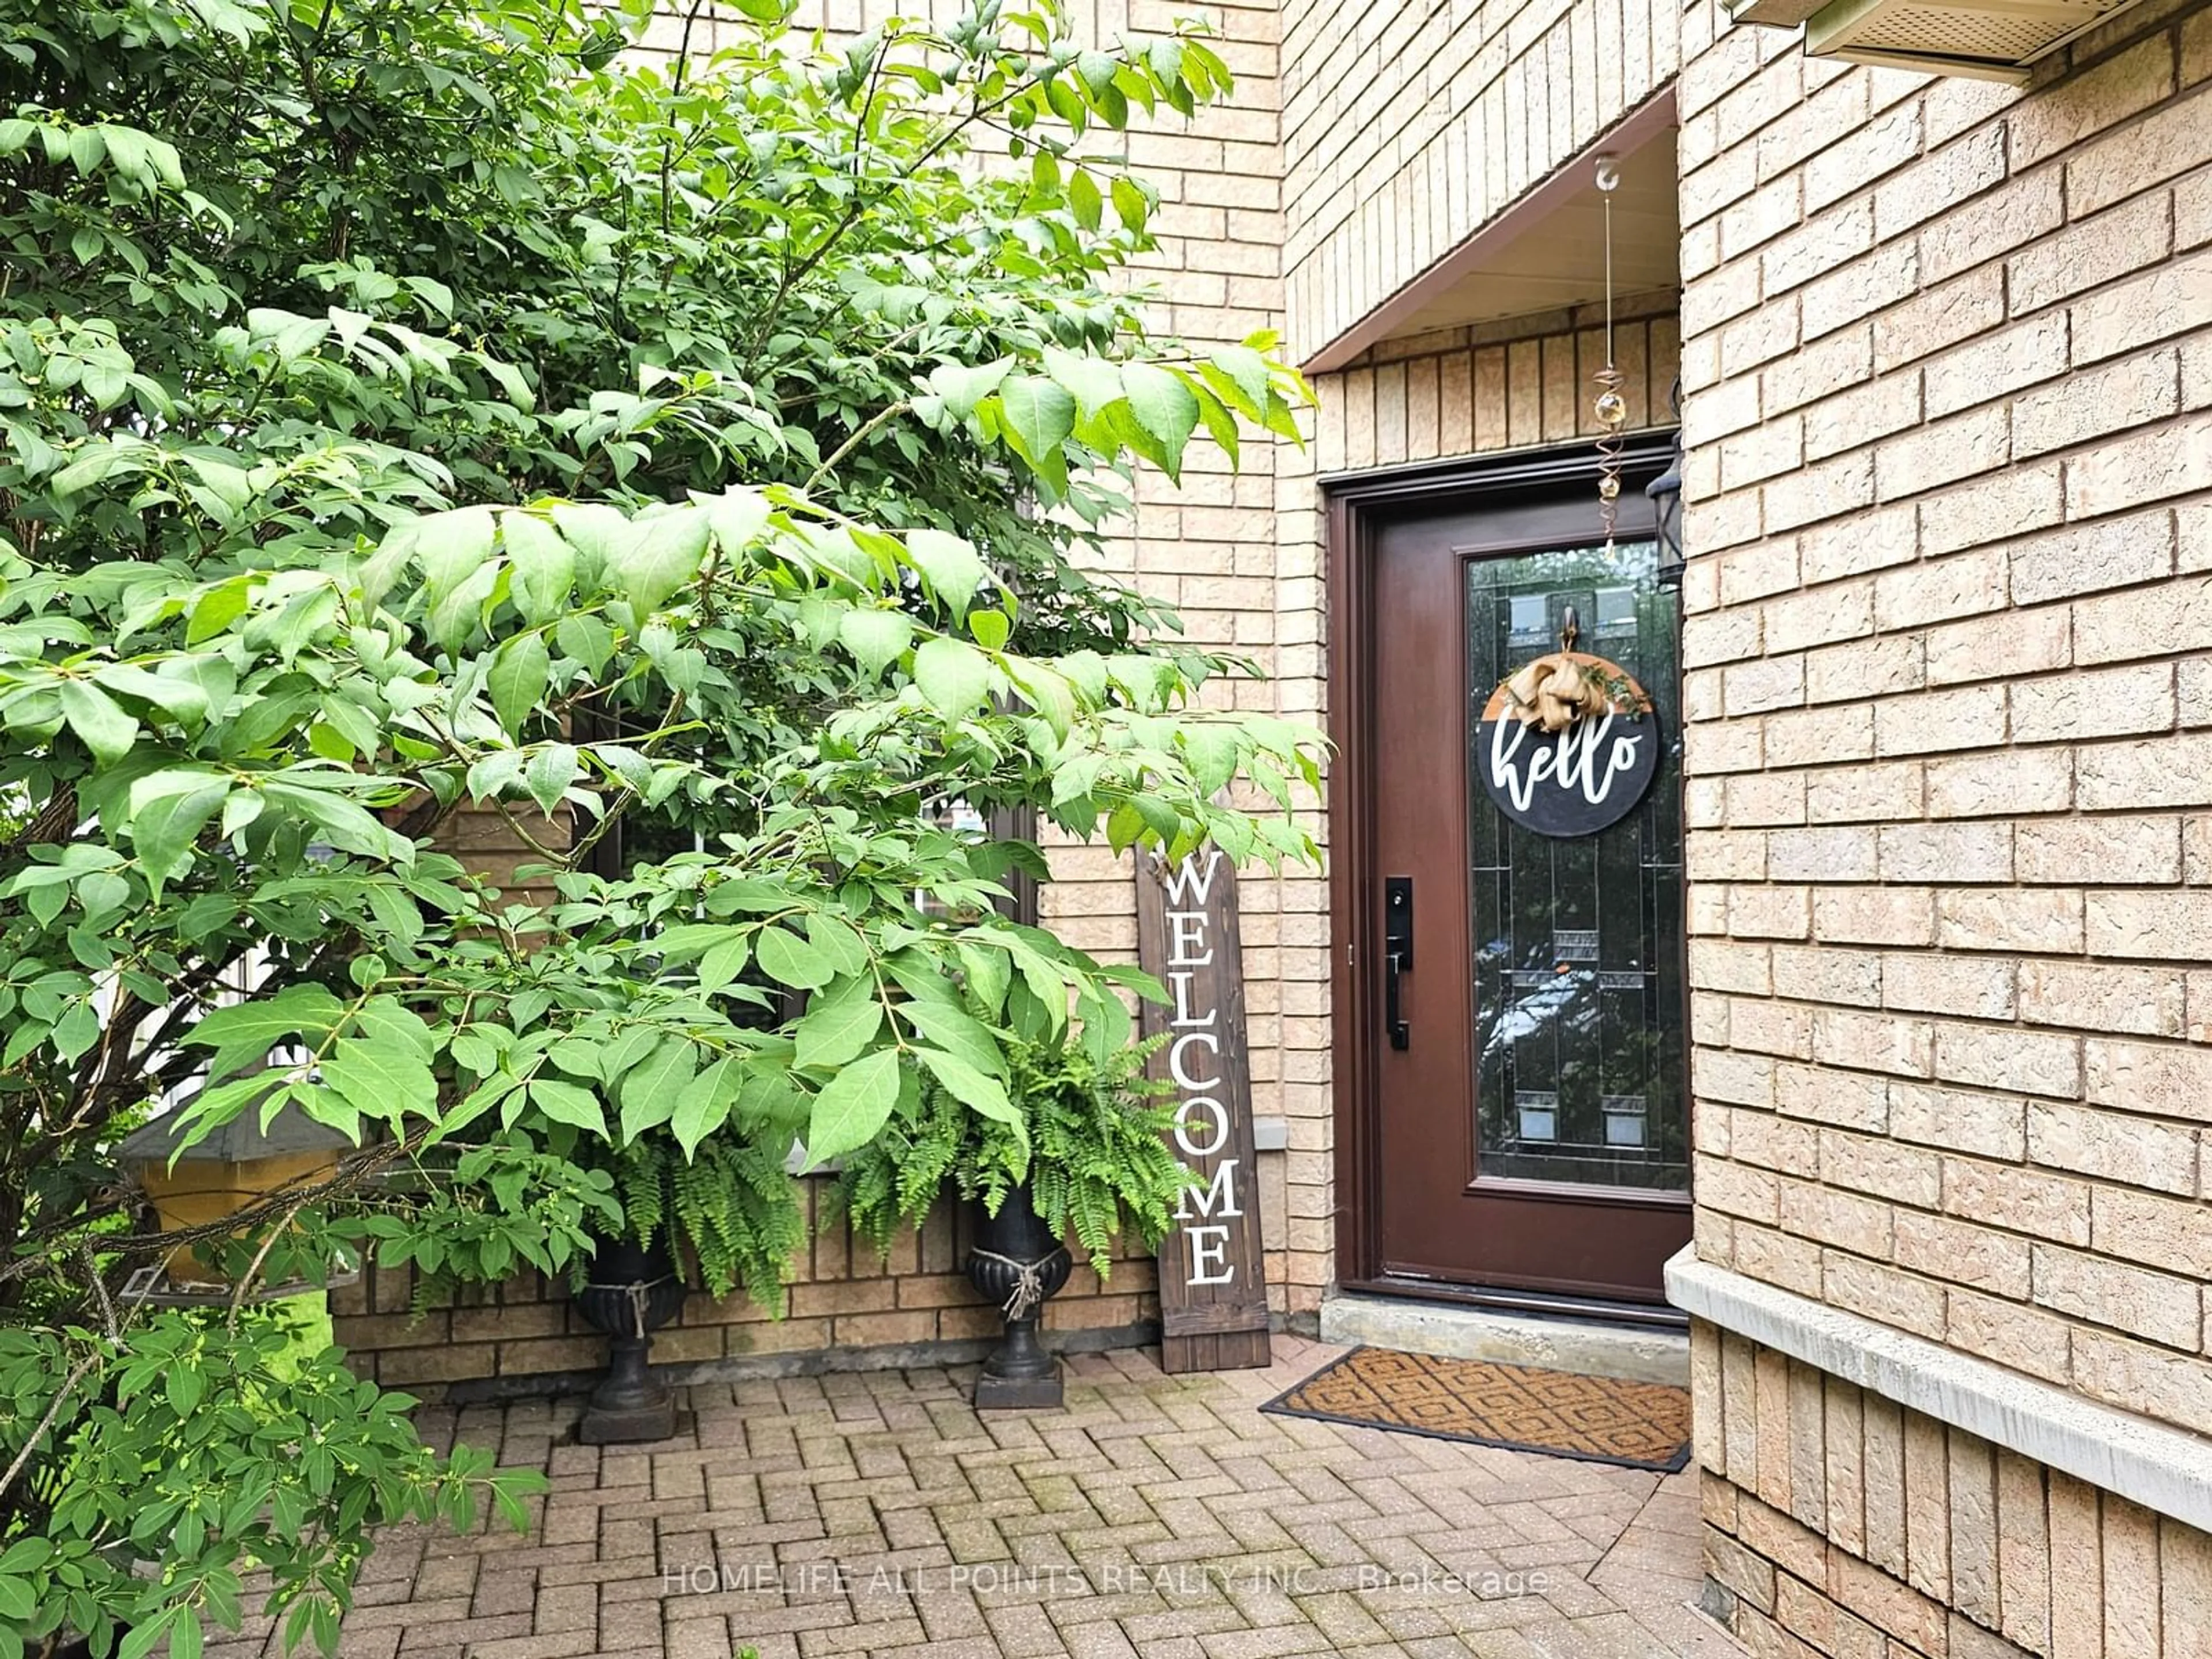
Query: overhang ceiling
1304 97 1683 373
1385 138 1681 339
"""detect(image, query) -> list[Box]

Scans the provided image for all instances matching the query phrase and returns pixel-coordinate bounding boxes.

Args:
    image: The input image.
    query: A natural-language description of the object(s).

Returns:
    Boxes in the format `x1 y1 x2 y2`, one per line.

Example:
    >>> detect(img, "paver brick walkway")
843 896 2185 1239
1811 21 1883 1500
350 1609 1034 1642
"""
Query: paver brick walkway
220 1337 1744 1659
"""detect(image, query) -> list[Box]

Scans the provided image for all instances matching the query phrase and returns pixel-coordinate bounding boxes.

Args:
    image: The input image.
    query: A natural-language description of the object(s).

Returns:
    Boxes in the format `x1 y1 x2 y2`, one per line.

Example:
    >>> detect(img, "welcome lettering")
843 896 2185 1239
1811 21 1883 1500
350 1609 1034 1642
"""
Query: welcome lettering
1136 847 1271 1369
1162 900 1243 1287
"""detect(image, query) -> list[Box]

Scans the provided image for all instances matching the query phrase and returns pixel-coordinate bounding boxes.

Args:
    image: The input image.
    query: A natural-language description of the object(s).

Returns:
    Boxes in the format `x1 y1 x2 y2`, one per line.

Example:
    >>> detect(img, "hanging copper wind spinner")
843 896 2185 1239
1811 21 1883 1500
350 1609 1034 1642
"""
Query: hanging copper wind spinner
1592 154 1627 554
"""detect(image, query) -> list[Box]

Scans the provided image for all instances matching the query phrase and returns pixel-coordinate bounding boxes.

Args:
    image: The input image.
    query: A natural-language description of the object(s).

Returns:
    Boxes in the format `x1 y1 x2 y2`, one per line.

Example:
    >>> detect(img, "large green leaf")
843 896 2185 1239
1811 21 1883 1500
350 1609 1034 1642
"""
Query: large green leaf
837 608 912 680
128 775 229 889
1209 344 1272 414
58 679 137 764
549 503 630 589
1178 722 1240 794
529 1078 607 1137
902 529 989 619
696 934 752 993
614 508 711 615
1041 347 1127 422
794 977 882 1071
91 661 211 726
916 1046 1021 1135
488 633 551 737
522 743 578 813
803 1048 902 1164
927 358 1011 419
258 778 410 862
616 1034 696 1136
503 513 575 623
414 506 498 617
897 1001 1003 1077
1119 361 1200 480
755 926 834 990
670 1057 740 1157
185 986 348 1084
913 637 991 715
997 375 1077 465
803 913 869 976
320 1037 439 1129
50 440 150 496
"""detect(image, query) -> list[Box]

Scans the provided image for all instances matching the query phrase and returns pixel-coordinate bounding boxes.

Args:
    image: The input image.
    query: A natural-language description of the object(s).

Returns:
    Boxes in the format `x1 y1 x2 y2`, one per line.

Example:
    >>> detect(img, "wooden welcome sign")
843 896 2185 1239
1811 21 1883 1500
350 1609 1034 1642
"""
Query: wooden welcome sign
1134 849 1271 1372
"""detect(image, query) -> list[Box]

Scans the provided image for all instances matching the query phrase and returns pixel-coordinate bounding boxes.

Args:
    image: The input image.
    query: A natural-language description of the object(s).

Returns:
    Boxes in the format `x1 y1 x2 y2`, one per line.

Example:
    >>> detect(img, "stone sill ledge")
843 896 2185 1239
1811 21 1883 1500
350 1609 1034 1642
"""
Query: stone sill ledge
1666 1246 2212 1537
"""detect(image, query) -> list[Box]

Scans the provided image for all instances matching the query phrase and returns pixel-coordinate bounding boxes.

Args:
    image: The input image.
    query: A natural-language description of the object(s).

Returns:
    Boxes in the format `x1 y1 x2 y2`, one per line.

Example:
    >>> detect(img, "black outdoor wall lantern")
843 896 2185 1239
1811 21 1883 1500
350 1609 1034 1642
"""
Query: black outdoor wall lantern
1646 377 1684 588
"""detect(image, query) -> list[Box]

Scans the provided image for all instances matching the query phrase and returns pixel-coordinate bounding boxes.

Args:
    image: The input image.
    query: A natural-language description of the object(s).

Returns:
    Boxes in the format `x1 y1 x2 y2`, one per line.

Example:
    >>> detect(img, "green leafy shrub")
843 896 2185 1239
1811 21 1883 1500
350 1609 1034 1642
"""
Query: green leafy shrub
598 1134 809 1300
0 1310 535 1659
0 0 1320 1652
839 1029 1192 1278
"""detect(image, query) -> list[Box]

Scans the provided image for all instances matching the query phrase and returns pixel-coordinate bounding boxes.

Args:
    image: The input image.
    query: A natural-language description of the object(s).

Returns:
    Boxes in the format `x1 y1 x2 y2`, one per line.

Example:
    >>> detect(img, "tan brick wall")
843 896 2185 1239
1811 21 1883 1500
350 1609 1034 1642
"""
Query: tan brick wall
1310 290 1681 472
334 1181 1165 1397
436 804 565 912
1279 0 1689 355
1693 1321 2212 1659
1678 0 2212 1439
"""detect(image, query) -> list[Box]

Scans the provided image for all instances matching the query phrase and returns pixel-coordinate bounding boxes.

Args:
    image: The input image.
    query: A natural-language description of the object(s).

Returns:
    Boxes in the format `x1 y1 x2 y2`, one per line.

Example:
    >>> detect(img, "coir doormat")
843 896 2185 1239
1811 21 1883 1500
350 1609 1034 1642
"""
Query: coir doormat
1260 1346 1694 1472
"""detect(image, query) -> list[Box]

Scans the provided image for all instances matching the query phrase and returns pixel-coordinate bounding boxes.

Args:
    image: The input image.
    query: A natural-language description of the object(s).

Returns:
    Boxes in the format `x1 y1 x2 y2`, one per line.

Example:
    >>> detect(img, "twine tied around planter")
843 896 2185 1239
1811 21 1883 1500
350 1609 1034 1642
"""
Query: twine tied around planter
971 1247 1065 1321
584 1274 672 1338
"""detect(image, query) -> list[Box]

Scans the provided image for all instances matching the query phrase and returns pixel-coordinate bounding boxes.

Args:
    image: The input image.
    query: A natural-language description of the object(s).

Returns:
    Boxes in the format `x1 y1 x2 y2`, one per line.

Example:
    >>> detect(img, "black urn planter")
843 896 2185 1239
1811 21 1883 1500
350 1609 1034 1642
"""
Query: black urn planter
572 1234 688 1444
963 1183 1073 1410
40 1627 103 1659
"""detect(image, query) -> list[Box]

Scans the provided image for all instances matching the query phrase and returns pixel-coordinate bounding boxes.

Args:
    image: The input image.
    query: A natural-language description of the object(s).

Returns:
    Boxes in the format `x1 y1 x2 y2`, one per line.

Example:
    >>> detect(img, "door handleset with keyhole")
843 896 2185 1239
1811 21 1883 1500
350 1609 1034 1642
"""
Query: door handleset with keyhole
1384 877 1413 1051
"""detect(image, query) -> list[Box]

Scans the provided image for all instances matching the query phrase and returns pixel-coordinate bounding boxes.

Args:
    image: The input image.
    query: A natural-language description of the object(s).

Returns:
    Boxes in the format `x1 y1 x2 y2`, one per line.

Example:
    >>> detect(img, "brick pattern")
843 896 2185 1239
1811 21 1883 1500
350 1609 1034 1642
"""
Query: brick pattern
439 804 567 915
1692 1321 2212 1659
1311 291 1683 473
1279 0 1688 355
1677 1 2212 1435
334 1181 1161 1398
213 1339 1733 1659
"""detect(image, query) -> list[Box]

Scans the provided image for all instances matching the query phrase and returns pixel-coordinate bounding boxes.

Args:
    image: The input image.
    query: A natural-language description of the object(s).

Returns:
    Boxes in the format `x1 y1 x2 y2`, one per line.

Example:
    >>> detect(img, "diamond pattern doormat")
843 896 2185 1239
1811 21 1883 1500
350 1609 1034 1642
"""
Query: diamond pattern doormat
1261 1346 1694 1472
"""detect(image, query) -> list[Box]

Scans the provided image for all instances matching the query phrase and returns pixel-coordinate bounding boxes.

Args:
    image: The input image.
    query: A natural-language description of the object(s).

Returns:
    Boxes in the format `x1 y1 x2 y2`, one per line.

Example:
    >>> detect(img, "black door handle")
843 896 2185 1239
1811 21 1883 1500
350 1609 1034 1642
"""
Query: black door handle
1384 877 1412 1051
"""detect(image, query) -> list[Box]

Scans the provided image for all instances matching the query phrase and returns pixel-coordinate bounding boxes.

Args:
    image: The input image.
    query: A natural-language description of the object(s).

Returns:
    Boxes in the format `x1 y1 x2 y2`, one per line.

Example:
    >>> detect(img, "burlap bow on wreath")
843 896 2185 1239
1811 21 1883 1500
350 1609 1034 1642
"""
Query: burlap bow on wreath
1495 652 1654 734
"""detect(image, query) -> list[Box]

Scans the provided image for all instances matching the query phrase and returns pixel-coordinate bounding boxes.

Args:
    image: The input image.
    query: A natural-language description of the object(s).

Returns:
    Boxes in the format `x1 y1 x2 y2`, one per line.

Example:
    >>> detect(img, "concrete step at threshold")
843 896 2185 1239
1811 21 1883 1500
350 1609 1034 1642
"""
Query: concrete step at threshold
1319 1291 1691 1387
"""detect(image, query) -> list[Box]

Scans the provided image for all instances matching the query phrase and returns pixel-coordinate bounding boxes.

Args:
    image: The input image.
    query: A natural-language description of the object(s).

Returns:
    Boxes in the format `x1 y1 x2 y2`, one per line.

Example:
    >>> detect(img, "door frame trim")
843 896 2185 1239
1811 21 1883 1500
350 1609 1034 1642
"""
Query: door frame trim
1324 434 1682 1306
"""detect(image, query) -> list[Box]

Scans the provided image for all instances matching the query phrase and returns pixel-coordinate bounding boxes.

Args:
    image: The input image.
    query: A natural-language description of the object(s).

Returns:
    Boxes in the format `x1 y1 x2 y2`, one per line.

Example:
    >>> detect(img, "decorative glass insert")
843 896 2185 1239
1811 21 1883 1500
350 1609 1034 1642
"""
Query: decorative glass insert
1515 1092 1560 1143
1466 540 1688 1191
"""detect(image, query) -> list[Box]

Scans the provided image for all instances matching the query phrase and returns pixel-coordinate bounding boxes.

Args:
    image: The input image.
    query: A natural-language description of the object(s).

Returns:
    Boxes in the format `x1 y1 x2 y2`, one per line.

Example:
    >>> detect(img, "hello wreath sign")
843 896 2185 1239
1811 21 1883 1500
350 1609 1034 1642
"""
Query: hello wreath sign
1475 609 1660 839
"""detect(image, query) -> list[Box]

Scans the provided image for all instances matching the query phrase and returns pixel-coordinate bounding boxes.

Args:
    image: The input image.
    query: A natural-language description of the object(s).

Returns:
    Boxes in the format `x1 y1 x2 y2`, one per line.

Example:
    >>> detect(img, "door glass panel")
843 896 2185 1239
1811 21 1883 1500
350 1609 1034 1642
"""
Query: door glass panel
1465 539 1687 1191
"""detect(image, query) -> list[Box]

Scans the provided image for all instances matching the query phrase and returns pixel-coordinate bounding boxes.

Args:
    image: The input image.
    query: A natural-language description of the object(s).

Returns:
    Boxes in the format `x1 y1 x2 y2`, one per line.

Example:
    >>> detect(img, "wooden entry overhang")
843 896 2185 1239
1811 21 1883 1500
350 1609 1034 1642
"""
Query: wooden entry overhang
1324 436 1687 1326
1300 92 1680 376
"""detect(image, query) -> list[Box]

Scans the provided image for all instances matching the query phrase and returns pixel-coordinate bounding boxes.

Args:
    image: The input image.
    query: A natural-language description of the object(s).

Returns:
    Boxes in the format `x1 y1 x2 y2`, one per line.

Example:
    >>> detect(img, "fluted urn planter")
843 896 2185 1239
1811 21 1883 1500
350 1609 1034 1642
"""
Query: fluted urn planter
963 1183 1073 1409
572 1234 688 1444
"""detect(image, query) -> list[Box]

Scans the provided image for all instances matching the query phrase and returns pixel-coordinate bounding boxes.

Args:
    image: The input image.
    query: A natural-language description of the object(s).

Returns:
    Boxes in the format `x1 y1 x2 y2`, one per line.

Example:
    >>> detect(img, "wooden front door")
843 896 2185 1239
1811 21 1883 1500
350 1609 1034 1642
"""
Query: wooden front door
1331 444 1691 1313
